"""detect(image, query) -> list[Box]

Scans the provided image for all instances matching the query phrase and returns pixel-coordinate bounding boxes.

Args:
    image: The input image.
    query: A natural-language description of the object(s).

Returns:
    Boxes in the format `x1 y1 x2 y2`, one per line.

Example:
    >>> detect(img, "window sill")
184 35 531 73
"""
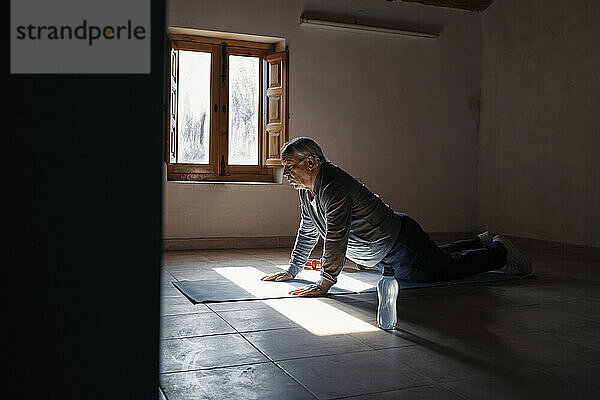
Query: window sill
165 164 284 184
166 180 282 185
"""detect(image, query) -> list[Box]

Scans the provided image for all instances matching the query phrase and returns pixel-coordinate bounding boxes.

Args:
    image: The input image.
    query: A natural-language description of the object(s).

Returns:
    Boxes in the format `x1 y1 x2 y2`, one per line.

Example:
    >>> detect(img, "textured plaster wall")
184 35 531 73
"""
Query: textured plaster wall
164 0 481 239
478 0 600 246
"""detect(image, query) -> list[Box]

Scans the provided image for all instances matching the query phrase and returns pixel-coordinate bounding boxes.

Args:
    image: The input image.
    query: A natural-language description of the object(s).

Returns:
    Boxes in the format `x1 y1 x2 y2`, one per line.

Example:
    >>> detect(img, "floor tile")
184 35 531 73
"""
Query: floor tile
243 327 371 361
216 308 301 332
161 268 176 282
278 350 430 400
160 334 268 373
200 249 258 262
440 369 566 400
396 303 594 340
481 331 600 370
406 281 514 297
160 363 315 400
237 248 291 257
491 281 600 304
539 361 600 400
385 330 600 381
393 300 597 344
208 300 271 312
392 311 513 344
397 293 485 313
482 302 599 335
341 385 464 400
202 257 267 267
317 299 378 323
162 250 211 263
166 266 228 281
160 296 211 316
264 258 294 266
238 248 292 265
551 322 600 351
161 283 185 298
379 340 504 383
536 298 600 321
160 312 235 339
425 286 539 311
349 328 419 350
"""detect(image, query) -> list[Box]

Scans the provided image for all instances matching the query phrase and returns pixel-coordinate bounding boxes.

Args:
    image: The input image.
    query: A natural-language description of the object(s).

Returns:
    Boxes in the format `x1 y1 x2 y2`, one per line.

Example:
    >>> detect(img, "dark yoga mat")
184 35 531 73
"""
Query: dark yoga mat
173 269 534 304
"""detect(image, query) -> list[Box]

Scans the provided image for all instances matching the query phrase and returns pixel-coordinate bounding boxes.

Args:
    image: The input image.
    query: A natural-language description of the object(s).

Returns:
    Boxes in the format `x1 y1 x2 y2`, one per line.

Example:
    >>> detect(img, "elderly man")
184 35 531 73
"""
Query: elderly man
261 137 532 297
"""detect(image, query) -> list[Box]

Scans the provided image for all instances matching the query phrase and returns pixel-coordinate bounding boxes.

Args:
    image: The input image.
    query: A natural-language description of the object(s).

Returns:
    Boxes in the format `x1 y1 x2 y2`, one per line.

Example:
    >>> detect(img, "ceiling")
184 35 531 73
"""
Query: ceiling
393 0 496 12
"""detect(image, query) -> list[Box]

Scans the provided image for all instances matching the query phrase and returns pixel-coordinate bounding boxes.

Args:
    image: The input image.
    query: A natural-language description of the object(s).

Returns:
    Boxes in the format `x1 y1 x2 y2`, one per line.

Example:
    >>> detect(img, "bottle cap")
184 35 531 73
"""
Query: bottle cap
382 267 395 276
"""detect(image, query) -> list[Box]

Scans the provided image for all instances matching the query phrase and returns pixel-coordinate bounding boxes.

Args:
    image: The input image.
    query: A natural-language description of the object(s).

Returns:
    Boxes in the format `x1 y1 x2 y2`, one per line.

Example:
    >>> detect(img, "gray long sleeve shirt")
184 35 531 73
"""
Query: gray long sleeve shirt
286 162 402 291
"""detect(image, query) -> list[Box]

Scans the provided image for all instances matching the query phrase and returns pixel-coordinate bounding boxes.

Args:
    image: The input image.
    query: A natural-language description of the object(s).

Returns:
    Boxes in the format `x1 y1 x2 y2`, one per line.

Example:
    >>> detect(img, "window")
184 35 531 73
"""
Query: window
167 33 288 182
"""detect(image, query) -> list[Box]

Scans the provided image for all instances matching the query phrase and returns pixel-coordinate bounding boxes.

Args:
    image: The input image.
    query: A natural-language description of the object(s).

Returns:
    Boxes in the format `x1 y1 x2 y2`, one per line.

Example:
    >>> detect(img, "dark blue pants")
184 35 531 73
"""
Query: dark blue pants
375 213 507 283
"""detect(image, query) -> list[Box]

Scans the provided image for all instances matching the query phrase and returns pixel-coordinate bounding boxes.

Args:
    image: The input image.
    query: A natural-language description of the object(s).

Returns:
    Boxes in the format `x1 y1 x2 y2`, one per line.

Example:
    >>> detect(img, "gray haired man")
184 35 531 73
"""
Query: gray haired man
261 137 532 297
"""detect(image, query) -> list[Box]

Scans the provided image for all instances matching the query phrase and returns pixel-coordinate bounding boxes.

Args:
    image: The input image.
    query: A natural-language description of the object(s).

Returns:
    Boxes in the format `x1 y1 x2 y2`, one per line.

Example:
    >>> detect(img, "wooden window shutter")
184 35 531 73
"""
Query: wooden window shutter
168 44 178 163
263 50 288 167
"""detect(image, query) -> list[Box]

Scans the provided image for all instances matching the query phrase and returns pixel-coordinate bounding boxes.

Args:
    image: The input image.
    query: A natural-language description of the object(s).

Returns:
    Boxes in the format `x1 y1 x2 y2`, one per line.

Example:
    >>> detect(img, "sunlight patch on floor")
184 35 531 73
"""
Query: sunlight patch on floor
214 266 378 336
292 267 377 293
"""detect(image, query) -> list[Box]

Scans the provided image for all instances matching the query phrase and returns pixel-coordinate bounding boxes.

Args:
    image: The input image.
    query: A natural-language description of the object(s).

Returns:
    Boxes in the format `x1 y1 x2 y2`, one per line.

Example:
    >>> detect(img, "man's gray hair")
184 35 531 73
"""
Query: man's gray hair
281 137 327 166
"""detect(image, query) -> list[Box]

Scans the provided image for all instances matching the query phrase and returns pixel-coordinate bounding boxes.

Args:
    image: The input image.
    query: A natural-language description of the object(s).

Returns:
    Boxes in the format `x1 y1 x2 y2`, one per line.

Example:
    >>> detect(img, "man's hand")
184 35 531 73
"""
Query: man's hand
288 284 328 297
261 271 293 281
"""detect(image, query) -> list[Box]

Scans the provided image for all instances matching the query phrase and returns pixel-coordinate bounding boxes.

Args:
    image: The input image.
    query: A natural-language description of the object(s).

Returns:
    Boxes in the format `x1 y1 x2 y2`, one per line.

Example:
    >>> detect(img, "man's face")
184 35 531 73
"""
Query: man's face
282 156 312 190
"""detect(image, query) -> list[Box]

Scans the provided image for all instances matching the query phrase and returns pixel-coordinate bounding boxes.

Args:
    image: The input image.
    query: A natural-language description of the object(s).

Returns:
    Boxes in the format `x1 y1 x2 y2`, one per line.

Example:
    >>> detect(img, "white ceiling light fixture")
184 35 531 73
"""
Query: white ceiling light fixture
299 17 439 39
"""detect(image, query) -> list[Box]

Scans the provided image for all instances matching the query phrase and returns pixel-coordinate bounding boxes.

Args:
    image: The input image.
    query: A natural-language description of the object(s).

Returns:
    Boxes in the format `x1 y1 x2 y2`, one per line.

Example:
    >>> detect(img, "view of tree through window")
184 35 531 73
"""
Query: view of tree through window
178 50 211 164
167 36 287 181
228 55 259 165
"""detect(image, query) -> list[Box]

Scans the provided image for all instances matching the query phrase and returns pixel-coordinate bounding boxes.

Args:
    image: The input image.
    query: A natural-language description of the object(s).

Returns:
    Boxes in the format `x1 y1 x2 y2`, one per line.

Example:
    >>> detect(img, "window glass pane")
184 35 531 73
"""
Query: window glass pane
178 50 211 164
228 55 259 165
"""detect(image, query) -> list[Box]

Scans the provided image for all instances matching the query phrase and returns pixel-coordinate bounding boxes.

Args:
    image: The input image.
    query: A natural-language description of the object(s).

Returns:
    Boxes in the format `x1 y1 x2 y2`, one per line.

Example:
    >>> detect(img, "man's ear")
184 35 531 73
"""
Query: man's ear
306 155 316 169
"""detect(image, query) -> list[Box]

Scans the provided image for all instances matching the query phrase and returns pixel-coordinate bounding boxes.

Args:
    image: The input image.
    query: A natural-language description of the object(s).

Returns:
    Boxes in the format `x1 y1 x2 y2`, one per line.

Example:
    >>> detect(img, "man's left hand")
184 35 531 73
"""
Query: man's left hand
288 284 328 297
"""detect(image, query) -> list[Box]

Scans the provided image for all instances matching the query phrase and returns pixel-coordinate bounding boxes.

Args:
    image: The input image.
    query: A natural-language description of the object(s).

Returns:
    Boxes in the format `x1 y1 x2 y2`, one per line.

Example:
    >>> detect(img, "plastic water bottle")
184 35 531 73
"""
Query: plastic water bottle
377 267 398 330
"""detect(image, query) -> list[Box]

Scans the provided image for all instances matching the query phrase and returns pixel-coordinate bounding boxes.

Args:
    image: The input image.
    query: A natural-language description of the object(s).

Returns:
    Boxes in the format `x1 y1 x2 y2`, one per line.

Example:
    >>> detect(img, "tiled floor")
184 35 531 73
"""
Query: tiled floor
160 248 600 399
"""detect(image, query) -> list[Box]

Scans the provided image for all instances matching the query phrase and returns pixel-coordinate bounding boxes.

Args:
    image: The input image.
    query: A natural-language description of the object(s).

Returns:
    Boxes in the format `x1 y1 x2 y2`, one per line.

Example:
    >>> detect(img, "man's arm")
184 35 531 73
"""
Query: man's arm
315 182 351 291
287 196 320 277
288 183 351 296
262 191 319 282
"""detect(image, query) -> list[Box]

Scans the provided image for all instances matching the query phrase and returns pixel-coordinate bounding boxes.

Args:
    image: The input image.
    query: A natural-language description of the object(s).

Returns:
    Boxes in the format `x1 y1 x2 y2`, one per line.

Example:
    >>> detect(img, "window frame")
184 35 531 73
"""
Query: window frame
166 33 281 182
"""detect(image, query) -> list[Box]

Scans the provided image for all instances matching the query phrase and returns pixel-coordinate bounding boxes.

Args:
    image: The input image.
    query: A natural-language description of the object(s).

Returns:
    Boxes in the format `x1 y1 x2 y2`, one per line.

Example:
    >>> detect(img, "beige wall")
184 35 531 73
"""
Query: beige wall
477 0 600 247
164 0 482 239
